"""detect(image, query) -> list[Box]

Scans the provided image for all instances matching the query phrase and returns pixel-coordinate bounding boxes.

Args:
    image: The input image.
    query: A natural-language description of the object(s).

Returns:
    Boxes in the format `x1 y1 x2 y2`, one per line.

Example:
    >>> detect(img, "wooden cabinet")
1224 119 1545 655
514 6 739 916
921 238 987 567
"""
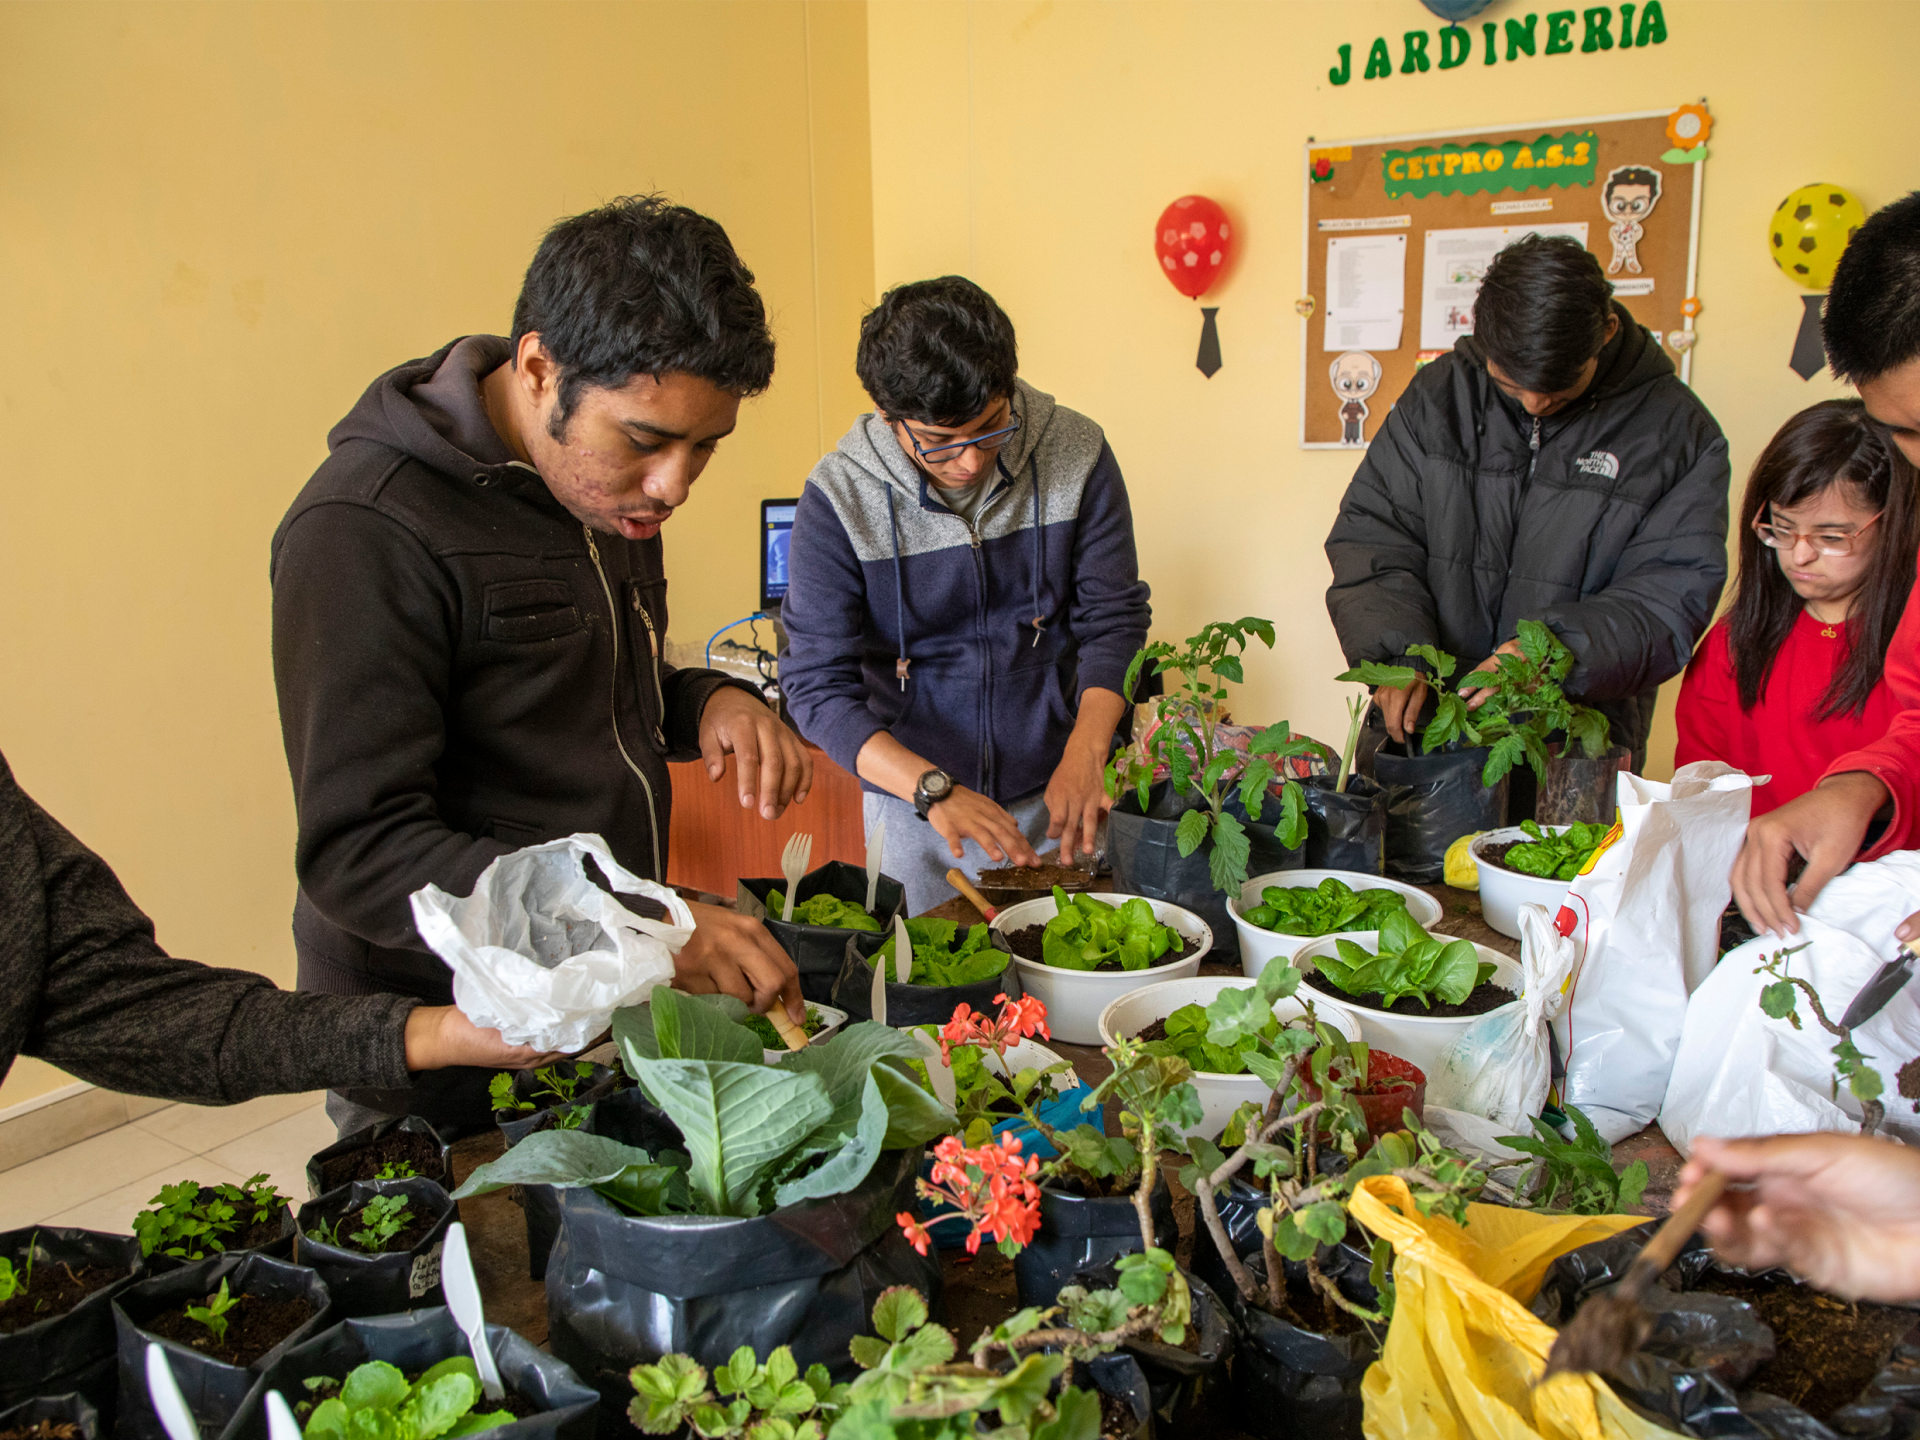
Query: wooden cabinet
665 743 867 897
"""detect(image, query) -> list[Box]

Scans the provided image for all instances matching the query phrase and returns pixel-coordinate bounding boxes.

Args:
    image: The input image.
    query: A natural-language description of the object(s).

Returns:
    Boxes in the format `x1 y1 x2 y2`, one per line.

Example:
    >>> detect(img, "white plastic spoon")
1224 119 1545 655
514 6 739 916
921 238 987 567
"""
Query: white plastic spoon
909 1029 957 1112
265 1389 302 1440
864 820 887 915
146 1343 200 1440
441 1222 506 1401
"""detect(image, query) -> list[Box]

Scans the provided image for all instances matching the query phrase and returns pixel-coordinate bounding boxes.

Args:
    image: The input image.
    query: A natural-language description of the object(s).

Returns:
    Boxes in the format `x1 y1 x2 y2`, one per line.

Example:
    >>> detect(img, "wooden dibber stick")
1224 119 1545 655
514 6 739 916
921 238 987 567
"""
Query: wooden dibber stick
1541 1170 1728 1382
946 868 999 922
766 1004 811 1051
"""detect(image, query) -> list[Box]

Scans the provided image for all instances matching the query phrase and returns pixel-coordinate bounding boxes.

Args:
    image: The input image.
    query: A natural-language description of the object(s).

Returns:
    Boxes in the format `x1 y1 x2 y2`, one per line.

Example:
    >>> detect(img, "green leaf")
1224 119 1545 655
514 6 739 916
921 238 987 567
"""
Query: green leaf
453 1128 670 1199
1337 662 1419 688
1174 807 1209 858
1032 1386 1103 1440
773 1071 891 1208
650 989 766 1065
847 1334 890 1371
1208 810 1251 895
1759 980 1801 1023
342 1362 410 1413
410 1374 480 1440
304 1400 350 1440
629 1058 835 1217
870 1285 928 1343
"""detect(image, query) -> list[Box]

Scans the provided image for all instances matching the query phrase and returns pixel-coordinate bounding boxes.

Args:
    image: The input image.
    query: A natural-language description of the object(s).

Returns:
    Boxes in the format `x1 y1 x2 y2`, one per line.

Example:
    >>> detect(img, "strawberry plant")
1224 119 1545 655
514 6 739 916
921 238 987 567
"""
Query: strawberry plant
627 1345 846 1438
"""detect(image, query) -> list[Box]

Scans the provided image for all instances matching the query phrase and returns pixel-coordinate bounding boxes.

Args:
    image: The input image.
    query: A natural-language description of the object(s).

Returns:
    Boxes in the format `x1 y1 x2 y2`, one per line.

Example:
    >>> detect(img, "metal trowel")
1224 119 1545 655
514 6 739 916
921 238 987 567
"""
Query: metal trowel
1838 936 1920 1032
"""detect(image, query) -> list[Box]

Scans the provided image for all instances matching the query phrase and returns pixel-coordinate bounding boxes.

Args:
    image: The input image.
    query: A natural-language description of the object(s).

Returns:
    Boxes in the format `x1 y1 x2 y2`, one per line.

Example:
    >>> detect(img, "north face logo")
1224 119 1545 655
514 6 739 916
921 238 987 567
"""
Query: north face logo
1574 451 1620 479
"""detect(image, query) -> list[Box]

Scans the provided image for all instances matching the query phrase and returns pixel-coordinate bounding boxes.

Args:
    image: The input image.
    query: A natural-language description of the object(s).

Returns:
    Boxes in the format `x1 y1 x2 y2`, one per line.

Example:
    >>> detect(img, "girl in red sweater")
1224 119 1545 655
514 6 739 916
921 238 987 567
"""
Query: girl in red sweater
1676 400 1919 815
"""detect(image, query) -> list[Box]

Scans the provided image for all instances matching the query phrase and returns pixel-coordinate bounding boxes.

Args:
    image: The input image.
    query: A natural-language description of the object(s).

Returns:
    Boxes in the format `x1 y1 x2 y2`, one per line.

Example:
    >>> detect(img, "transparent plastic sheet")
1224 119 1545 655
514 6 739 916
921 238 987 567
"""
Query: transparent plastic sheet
1346 1175 1667 1440
293 1177 454 1318
736 861 904 1004
1303 774 1389 875
1011 1179 1178 1307
0 1226 142 1415
1371 743 1509 884
829 931 1023 1027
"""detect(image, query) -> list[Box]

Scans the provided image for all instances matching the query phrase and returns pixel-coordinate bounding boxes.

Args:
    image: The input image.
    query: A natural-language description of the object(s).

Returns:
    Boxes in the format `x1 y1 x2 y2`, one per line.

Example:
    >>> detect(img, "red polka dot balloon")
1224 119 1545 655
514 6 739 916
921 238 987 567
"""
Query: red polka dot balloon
1154 195 1234 299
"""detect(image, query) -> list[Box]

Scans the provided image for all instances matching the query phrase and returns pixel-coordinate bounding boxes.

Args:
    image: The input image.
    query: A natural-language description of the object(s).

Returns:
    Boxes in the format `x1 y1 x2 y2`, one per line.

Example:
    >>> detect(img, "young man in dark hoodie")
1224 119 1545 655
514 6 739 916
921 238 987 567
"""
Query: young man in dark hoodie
1325 234 1730 773
780 277 1152 913
272 197 809 1135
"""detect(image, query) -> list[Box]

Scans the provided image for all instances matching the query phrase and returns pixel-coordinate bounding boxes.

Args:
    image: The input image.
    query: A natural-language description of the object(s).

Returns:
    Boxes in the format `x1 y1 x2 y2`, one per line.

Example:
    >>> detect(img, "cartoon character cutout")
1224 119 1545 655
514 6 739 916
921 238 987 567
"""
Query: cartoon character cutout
1602 165 1663 275
1330 351 1382 446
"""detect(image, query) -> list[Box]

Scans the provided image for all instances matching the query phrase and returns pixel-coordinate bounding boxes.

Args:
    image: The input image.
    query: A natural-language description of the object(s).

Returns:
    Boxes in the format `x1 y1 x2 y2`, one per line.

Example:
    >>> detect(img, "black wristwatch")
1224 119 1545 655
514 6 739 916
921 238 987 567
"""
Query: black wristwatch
913 768 954 820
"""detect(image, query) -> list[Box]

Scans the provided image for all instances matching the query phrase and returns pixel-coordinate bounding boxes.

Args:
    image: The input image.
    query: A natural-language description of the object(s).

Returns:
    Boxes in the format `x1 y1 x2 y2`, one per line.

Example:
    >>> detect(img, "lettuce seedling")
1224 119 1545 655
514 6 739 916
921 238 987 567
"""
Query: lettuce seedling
299 1357 510 1440
873 918 1010 987
1040 886 1179 971
628 1344 846 1438
1310 909 1494 1010
1240 877 1410 938
765 891 881 932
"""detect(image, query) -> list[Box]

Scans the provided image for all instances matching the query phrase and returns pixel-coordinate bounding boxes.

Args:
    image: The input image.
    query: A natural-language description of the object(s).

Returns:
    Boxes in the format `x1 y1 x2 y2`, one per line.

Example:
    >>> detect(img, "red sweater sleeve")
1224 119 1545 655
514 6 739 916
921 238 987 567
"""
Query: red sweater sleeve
1674 622 1737 770
1821 554 1920 858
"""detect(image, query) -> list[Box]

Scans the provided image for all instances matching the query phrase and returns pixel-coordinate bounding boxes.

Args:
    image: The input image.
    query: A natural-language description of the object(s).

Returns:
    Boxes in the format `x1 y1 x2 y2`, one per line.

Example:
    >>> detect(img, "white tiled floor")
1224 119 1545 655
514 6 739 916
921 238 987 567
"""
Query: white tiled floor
0 1091 332 1234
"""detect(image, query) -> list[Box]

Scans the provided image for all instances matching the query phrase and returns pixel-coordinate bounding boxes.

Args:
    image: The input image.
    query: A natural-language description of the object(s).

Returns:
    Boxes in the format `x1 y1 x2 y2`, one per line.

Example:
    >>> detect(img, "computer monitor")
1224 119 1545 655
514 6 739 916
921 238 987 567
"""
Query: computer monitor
760 498 798 612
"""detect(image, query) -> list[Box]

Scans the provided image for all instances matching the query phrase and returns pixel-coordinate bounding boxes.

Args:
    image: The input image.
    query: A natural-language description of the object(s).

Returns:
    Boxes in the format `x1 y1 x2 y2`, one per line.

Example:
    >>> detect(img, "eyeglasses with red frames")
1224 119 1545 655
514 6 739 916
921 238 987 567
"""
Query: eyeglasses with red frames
1752 505 1884 558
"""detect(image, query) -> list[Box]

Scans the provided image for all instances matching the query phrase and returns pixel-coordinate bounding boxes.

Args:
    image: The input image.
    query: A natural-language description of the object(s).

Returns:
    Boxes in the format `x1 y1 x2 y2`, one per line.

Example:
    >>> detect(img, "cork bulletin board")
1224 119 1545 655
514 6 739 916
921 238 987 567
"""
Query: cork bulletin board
1300 109 1704 449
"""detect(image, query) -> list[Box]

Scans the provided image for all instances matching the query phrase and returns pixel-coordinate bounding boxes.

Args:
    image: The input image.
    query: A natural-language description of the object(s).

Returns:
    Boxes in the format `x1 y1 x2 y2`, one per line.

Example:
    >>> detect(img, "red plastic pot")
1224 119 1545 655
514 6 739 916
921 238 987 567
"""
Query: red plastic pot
1302 1050 1426 1142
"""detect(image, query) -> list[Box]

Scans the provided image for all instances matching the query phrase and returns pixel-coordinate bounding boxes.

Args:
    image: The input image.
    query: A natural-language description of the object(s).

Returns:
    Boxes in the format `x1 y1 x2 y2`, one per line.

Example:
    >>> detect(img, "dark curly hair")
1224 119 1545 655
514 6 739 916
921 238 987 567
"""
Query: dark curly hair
1824 190 1920 385
510 194 775 437
855 277 1018 426
1471 234 1616 393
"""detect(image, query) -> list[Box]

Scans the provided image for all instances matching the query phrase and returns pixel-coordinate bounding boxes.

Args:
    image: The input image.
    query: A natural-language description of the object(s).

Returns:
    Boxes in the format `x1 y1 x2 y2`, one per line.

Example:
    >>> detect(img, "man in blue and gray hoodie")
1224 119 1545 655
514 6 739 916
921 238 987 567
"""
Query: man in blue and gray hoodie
781 278 1152 912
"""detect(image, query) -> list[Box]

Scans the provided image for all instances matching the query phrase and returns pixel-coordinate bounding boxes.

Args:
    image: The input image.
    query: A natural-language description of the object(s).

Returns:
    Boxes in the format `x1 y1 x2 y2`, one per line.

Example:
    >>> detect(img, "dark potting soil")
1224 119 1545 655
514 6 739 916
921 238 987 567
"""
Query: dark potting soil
1131 1018 1170 1045
1315 978 1516 1019
144 1292 315 1367
224 1204 292 1254
319 1131 446 1191
1097 1386 1138 1440
304 1372 540 1421
0 1424 80 1440
1004 925 1191 969
1245 1274 1369 1337
318 1199 442 1255
976 863 1094 893
0 1261 120 1332
1689 1270 1918 1419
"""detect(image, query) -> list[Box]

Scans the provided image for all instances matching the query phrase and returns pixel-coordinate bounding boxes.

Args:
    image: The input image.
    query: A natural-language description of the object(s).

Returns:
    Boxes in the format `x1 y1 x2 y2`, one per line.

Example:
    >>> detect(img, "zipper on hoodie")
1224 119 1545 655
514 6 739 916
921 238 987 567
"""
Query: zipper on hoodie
583 524 662 879
1528 415 1542 478
632 595 669 749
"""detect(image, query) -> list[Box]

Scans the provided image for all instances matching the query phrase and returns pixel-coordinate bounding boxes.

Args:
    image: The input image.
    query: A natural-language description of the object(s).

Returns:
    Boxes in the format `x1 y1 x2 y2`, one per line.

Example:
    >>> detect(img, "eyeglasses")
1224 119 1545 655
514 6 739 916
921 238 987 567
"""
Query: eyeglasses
902 410 1021 466
1753 506 1885 558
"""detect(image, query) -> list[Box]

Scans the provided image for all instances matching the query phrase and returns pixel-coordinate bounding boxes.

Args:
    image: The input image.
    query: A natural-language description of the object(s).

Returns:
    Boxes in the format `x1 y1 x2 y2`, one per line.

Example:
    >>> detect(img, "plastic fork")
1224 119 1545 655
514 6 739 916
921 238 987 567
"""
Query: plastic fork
780 832 813 923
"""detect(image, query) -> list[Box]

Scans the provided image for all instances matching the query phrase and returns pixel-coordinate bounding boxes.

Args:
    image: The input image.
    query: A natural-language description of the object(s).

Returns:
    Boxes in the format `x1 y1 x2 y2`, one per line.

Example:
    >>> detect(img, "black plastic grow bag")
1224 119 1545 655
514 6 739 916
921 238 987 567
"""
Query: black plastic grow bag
1108 784 1302 962
294 1177 454 1318
494 1067 628 1285
0 1226 143 1416
220 1308 598 1440
495 1063 627 1148
543 1091 941 1434
0 1393 105 1440
1302 775 1389 875
306 1115 453 1198
1371 742 1509 884
113 1252 332 1440
1222 1248 1379 1440
739 861 905 1004
829 930 1022 1027
1012 1178 1178 1308
1084 1352 1154 1440
1068 1261 1234 1433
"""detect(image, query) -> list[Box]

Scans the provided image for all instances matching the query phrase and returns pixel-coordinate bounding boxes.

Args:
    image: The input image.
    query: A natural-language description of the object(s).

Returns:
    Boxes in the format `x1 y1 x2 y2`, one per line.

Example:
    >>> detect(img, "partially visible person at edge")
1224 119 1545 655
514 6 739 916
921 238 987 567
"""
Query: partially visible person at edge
1 749 546 1104
1675 401 1916 814
778 277 1152 913
1325 234 1730 775
1732 192 1920 941
272 197 807 1137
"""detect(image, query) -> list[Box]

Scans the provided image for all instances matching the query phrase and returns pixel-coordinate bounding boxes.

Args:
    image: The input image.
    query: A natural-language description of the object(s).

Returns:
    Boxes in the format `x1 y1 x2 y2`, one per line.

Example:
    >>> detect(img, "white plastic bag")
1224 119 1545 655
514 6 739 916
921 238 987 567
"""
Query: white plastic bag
1427 901 1578 1132
1552 762 1757 1143
1660 850 1920 1154
410 833 694 1052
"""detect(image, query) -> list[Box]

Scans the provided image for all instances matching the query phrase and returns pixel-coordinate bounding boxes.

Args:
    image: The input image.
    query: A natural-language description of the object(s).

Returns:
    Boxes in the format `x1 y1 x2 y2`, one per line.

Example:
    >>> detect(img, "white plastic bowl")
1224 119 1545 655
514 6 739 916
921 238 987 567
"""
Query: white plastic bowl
1096 976 1362 1139
991 893 1211 1046
1289 933 1523 1078
1470 827 1576 940
1229 869 1445 979
759 1001 849 1063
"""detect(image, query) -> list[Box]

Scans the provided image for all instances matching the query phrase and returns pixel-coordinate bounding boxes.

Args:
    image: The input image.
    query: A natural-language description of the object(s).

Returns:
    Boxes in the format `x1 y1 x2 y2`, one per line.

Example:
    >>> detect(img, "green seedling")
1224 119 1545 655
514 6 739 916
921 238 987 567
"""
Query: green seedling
628 1344 845 1438
1499 1104 1649 1214
489 1060 597 1129
1040 887 1180 972
763 891 880 932
185 1276 240 1346
1499 820 1610 881
873 918 1009 987
742 1007 826 1051
133 1174 287 1260
297 1356 511 1440
373 1160 418 1181
0 1233 36 1305
1311 909 1494 1010
1756 945 1886 1135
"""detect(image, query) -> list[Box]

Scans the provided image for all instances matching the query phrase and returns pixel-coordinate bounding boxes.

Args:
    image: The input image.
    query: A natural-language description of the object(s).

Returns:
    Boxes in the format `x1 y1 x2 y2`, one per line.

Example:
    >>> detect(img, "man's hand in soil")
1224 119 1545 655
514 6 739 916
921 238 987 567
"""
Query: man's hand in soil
1730 771 1889 936
1374 673 1429 745
1681 1133 1920 1303
1044 687 1125 865
673 899 805 1022
1456 639 1526 712
699 686 814 820
931 788 1040 867
403 1005 562 1072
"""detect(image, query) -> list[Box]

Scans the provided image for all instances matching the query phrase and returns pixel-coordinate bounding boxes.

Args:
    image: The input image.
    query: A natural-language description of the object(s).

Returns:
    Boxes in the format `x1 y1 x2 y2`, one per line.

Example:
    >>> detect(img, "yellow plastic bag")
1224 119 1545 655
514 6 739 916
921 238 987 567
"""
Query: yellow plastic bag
1348 1176 1677 1440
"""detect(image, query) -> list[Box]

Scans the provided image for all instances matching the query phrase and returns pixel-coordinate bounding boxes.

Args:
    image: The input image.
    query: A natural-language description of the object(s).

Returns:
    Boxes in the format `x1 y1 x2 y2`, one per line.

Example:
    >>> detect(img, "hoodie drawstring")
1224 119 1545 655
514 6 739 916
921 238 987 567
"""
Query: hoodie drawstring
886 486 910 690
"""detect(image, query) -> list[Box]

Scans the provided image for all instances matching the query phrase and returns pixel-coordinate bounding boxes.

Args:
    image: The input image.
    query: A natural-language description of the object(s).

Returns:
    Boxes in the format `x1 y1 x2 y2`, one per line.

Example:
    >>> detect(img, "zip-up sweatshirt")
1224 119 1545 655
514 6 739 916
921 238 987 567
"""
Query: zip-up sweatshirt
781 379 1151 801
271 337 752 1120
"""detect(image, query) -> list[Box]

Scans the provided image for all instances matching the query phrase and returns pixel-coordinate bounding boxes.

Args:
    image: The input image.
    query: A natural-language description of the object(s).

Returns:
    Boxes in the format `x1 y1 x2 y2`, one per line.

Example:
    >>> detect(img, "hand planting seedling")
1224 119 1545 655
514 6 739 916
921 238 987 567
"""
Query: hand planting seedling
1498 1104 1649 1214
1755 945 1887 1135
1109 618 1331 895
1241 877 1410 938
1496 819 1610 880
628 1345 847 1438
133 1174 287 1260
873 918 1010 987
763 891 881 932
1039 886 1181 971
1340 619 1610 787
185 1277 239 1347
1310 909 1495 1011
489 1060 596 1130
741 1006 828 1050
294 1356 512 1440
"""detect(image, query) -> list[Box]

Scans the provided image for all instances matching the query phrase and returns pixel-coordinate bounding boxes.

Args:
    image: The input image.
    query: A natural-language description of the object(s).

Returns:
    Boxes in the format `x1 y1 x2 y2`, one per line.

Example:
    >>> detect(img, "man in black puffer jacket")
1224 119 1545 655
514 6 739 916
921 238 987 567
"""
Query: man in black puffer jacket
1325 235 1730 771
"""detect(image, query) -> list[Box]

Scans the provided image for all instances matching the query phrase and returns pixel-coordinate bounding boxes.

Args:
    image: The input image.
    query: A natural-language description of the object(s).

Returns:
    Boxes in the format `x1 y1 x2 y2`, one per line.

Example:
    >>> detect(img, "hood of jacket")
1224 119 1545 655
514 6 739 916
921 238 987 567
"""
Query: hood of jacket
326 334 535 484
1462 300 1672 429
827 376 1067 502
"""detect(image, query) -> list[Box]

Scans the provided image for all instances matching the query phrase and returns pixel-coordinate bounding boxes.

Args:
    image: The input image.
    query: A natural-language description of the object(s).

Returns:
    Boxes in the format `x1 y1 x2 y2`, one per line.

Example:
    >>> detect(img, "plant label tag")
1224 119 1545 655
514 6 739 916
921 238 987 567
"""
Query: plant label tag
410 1243 444 1299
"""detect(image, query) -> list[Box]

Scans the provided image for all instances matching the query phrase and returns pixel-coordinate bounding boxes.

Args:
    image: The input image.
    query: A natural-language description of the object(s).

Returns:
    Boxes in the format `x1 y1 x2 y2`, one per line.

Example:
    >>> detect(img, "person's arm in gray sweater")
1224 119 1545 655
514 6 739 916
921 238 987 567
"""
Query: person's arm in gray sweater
1 751 538 1105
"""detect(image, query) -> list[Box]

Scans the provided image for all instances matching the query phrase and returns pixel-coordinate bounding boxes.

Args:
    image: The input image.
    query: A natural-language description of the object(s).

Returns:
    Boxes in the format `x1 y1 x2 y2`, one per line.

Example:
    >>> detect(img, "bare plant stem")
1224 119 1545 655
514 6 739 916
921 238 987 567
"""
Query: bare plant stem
1307 1252 1386 1324
1132 1110 1159 1254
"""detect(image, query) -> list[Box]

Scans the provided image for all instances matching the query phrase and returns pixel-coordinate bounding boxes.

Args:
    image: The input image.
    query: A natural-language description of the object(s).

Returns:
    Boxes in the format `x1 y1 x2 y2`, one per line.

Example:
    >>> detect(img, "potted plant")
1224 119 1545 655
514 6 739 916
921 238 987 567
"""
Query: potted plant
0 1226 142 1419
1229 871 1444 979
745 1001 849 1061
131 1175 294 1270
295 1177 455 1318
223 1309 598 1440
1106 618 1327 960
0 1395 103 1440
1301 688 1390 875
1469 819 1613 940
831 917 1022 1027
1498 1103 1650 1214
990 887 1212 1044
111 1252 331 1440
450 989 954 1415
738 860 905 1004
307 1116 453 1198
490 1061 627 1144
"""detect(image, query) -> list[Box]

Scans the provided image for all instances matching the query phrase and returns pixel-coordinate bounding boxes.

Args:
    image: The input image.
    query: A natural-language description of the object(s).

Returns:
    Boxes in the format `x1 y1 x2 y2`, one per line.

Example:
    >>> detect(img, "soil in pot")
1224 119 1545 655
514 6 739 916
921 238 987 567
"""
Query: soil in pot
205 1199 293 1256
1312 979 1515 1019
0 1424 80 1440
0 1264 121 1334
317 1131 446 1192
314 1199 441 1256
976 862 1095 893
1096 1386 1136 1440
1003 926 1192 969
142 1291 315 1367
1688 1271 1917 1419
302 1371 542 1422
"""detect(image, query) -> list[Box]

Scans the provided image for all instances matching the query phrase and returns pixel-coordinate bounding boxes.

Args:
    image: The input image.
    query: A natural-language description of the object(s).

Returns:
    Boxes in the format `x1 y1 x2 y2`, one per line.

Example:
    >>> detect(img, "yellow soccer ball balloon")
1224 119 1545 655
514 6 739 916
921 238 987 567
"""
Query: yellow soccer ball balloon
1768 183 1867 290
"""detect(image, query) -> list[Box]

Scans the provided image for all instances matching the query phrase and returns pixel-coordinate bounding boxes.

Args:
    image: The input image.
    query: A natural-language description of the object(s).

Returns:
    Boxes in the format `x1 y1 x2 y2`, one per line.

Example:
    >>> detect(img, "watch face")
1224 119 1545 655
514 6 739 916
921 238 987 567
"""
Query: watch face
921 770 952 801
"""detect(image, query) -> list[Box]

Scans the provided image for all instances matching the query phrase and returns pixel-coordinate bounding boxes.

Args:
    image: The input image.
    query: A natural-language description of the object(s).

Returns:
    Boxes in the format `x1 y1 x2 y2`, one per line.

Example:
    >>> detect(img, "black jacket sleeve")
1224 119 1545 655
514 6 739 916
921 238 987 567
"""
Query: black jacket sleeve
0 752 417 1105
1323 402 1440 666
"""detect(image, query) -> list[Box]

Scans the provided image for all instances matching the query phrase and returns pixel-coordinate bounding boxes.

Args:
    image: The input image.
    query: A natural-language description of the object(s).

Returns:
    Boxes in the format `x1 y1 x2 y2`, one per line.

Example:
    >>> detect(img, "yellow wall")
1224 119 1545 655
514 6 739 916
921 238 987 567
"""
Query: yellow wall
866 0 1912 770
0 0 874 1107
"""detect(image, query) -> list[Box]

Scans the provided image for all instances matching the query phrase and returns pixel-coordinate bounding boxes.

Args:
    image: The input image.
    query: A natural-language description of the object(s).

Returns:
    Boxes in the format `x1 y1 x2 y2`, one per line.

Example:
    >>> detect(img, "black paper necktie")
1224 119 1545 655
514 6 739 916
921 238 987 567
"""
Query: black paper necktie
1195 307 1222 378
1789 293 1827 381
